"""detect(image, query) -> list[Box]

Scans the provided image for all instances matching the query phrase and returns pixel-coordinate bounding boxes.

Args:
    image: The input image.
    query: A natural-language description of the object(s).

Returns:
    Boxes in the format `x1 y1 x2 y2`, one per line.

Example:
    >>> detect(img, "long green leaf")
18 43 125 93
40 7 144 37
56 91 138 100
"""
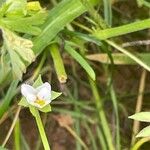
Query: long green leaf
86 53 150 65
93 18 150 40
65 44 95 80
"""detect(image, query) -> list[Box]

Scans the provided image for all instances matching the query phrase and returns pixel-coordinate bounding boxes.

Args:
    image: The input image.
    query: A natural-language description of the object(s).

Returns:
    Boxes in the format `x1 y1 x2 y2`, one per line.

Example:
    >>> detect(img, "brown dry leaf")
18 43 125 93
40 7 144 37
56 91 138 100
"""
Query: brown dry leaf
53 114 74 127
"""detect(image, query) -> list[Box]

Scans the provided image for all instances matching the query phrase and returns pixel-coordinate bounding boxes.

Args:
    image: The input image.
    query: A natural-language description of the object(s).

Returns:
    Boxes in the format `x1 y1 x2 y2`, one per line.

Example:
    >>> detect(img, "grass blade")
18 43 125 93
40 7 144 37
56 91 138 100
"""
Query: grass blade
0 80 18 118
93 18 150 40
65 44 95 80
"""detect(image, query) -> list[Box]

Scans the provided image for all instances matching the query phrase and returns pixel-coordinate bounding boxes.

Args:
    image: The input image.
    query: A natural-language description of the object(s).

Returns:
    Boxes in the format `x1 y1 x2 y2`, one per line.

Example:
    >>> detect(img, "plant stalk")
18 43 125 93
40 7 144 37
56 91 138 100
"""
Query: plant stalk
34 109 50 150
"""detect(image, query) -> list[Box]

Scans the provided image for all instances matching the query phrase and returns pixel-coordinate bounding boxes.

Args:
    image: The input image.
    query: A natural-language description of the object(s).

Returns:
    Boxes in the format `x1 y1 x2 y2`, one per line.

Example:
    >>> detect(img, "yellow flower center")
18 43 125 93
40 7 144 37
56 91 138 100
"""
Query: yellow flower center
34 99 45 106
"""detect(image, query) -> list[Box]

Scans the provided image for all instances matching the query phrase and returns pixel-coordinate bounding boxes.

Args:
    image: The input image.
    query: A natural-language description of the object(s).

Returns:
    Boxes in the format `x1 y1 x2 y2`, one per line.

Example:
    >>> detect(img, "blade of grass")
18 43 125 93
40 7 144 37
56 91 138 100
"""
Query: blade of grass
105 40 150 72
65 44 95 80
86 53 150 65
110 85 120 150
96 126 107 150
0 80 19 118
83 121 98 150
89 78 115 150
93 18 150 40
53 108 95 124
14 119 20 150
20 133 30 150
103 0 112 26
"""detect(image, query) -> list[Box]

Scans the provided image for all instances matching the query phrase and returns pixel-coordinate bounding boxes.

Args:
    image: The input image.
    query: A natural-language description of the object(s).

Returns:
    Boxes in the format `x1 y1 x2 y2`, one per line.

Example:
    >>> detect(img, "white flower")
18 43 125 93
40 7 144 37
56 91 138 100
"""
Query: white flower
21 82 51 108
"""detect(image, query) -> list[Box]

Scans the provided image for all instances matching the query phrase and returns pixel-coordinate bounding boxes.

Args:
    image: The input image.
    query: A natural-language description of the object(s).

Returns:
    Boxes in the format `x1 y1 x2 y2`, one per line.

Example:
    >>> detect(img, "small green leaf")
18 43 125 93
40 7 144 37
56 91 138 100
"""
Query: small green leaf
39 105 51 113
5 0 27 18
51 91 62 100
65 44 95 80
129 112 150 122
136 125 150 137
33 75 43 88
27 1 42 11
18 98 29 107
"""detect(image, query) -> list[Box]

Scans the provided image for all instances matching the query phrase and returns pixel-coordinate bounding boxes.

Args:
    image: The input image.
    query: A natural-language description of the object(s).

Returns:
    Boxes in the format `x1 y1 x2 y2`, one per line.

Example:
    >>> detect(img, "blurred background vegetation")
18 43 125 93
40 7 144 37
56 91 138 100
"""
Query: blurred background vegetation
0 0 150 149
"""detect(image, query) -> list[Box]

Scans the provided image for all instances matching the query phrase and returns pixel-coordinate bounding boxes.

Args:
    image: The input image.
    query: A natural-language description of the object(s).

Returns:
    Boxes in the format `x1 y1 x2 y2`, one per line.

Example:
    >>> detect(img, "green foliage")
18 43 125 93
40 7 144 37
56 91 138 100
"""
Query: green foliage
0 0 47 81
0 80 18 118
65 44 96 80
129 112 150 137
129 112 150 122
1 28 35 79
1 0 150 149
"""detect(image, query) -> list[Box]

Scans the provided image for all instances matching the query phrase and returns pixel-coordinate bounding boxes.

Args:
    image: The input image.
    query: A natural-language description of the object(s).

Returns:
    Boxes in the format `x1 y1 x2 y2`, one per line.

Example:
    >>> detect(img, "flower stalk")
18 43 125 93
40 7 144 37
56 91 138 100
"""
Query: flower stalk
34 108 50 150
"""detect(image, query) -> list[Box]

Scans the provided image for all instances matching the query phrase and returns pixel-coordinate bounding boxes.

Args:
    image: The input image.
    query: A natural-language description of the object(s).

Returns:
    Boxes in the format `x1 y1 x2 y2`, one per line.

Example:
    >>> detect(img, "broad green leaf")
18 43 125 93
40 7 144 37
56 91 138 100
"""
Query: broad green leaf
129 112 150 122
136 125 150 137
2 28 35 80
39 105 51 113
65 44 95 80
86 53 150 65
51 91 62 101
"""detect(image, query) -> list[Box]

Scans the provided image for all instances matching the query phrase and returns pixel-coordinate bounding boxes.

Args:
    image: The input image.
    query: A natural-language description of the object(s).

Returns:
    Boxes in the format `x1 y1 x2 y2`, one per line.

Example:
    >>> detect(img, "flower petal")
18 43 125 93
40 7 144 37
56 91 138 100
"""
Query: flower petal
36 82 51 102
21 84 36 97
21 84 36 104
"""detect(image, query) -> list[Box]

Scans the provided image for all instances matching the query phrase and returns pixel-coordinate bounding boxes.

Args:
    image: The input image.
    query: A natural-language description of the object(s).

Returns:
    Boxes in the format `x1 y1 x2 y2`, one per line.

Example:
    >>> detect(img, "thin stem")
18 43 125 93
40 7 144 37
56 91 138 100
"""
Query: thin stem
34 109 50 150
64 125 88 150
106 40 150 72
131 70 147 146
89 78 115 150
2 106 21 147
131 137 150 150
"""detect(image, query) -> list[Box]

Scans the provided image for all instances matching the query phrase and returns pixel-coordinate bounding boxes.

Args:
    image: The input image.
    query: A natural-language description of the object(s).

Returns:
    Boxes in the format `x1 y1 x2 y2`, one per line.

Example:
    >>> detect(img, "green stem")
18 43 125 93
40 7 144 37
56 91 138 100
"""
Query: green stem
34 109 50 150
131 137 150 150
93 18 150 40
14 119 20 150
106 40 150 72
49 44 67 83
89 78 115 150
